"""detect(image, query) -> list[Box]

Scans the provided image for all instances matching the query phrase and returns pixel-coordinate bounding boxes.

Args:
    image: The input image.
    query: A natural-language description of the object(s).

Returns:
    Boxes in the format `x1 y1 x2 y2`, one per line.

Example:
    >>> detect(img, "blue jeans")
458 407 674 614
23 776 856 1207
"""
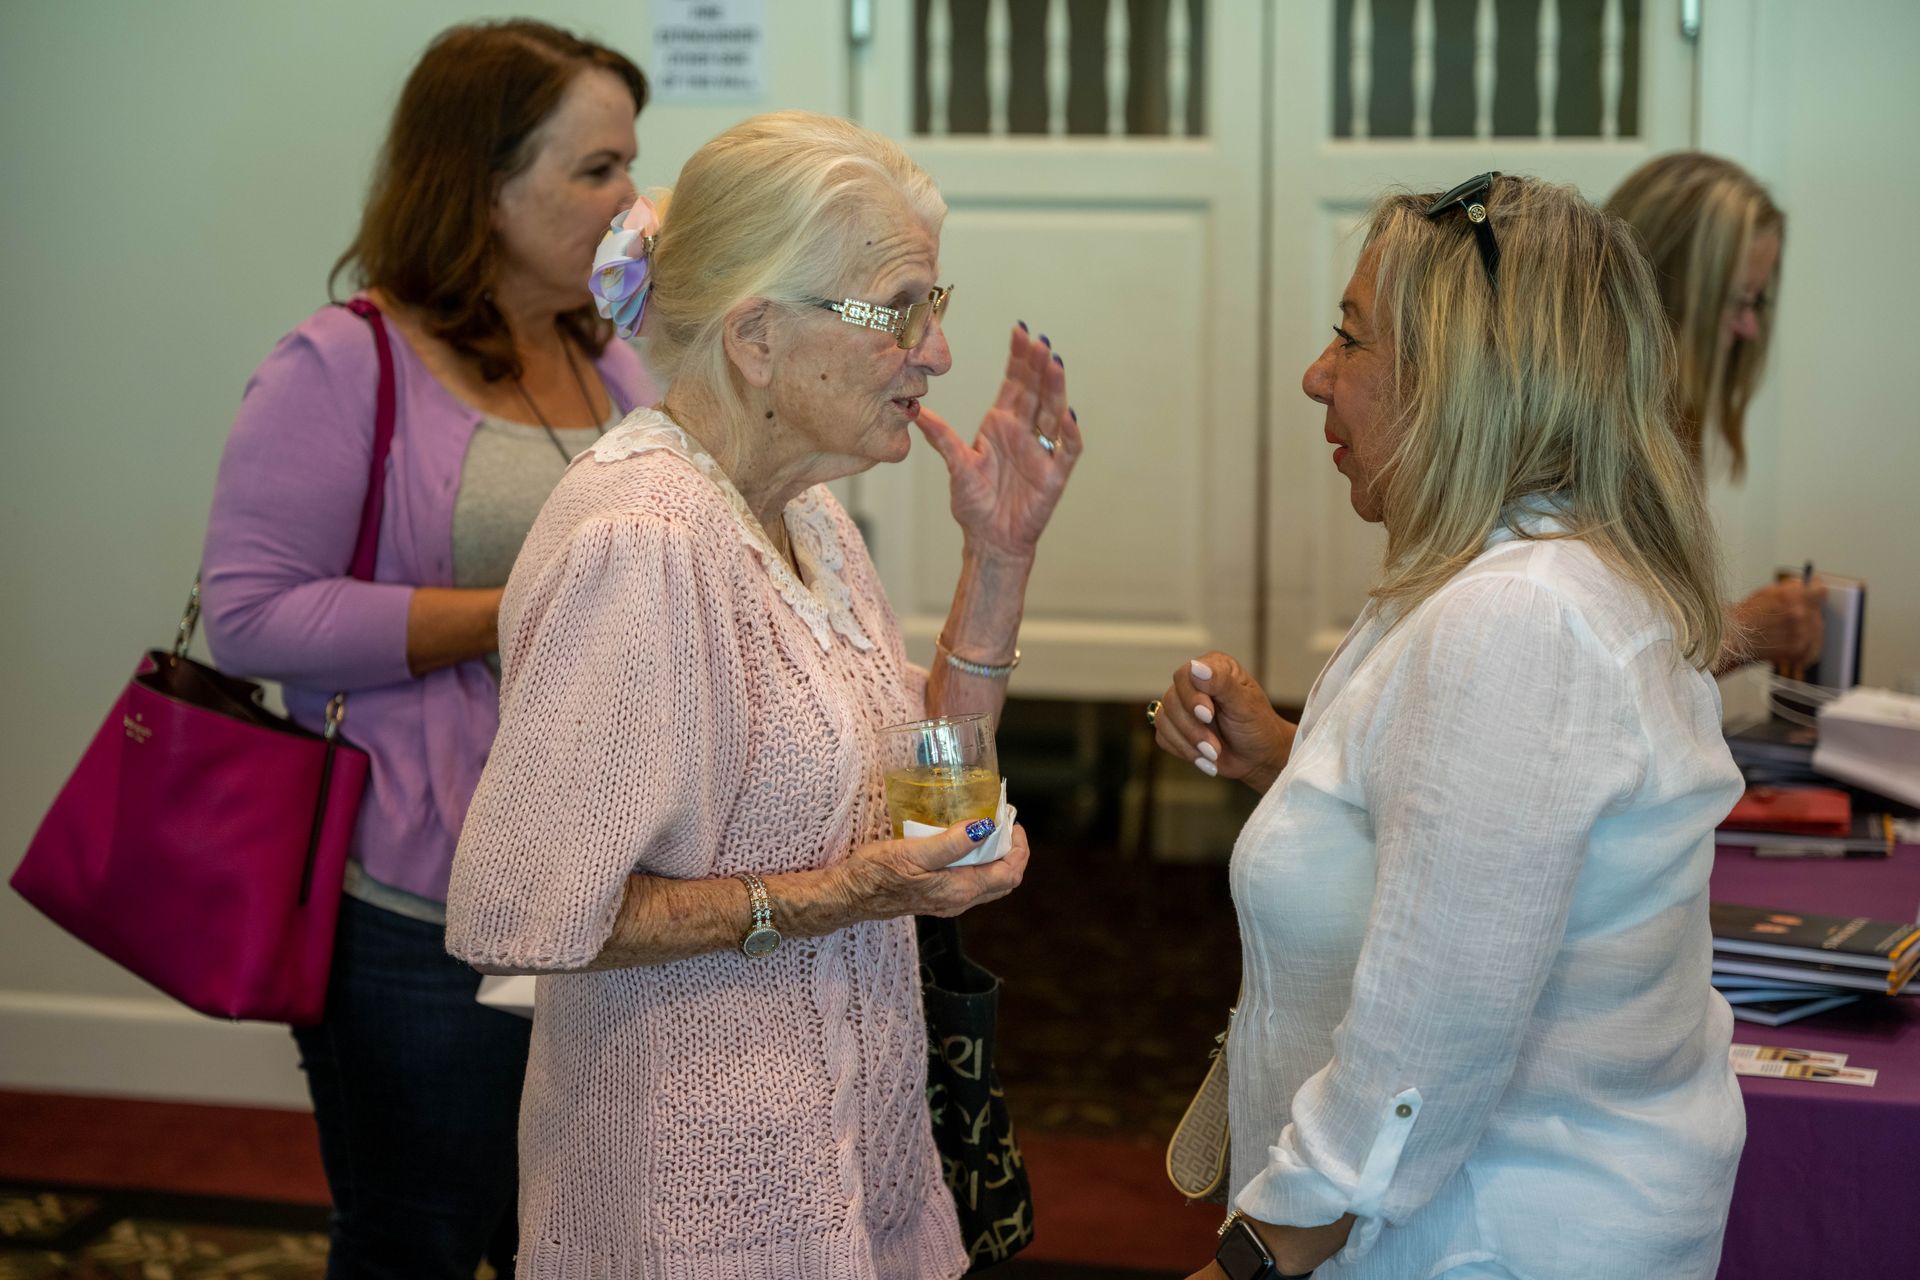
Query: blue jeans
292 895 532 1279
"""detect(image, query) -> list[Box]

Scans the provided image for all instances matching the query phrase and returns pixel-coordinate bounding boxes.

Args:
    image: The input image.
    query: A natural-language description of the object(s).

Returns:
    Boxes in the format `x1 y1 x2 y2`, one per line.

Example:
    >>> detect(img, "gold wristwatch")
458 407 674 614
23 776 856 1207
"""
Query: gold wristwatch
735 872 782 957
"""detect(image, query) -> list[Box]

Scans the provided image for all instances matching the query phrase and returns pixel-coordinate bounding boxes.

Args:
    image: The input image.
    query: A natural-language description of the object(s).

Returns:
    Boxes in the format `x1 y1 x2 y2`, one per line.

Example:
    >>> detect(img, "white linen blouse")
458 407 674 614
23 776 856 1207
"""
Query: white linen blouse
1227 515 1746 1280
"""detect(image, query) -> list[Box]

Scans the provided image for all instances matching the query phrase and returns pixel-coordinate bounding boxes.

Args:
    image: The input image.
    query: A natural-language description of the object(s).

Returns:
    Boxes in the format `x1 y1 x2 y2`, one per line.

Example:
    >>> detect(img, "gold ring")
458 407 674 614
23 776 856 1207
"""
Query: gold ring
1145 699 1162 726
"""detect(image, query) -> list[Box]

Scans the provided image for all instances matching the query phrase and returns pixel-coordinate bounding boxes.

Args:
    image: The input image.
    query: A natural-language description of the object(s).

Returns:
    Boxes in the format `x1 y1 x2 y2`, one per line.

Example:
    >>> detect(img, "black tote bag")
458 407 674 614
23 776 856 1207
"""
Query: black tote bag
918 914 1035 1271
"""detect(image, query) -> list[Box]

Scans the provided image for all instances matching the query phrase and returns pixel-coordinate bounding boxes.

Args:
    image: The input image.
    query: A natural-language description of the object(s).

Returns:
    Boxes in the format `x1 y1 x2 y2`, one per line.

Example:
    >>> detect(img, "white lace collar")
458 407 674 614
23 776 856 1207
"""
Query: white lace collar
586 408 875 654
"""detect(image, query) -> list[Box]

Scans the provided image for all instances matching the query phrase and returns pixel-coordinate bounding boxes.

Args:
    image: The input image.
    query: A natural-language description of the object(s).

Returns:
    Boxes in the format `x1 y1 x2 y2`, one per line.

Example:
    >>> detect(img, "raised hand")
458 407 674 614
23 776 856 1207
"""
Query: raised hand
914 323 1080 562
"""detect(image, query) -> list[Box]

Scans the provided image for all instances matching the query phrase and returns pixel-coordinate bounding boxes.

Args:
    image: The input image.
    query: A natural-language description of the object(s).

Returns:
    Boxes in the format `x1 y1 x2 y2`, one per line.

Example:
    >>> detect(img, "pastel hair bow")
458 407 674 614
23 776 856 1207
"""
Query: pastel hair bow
588 195 661 339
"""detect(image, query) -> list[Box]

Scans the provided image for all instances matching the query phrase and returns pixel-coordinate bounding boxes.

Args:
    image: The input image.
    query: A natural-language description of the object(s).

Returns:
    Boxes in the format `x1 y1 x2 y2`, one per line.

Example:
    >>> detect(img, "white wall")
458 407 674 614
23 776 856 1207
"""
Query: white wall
0 0 844 1104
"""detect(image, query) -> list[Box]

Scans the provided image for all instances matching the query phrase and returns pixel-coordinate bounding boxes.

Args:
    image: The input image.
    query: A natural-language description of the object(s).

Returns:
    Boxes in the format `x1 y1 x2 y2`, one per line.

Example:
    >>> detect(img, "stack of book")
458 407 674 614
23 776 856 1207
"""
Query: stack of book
1814 685 1920 808
1711 901 1920 1025
1724 717 1822 787
1715 785 1895 859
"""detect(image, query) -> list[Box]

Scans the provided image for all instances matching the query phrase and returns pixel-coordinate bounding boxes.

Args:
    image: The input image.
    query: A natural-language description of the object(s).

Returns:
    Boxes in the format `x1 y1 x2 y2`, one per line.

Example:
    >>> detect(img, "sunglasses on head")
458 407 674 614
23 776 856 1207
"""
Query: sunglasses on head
1425 172 1501 287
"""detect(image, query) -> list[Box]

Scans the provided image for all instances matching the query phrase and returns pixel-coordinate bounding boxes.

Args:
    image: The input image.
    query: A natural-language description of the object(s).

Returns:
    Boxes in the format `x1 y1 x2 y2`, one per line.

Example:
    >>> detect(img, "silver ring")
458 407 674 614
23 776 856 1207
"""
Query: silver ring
1034 429 1057 455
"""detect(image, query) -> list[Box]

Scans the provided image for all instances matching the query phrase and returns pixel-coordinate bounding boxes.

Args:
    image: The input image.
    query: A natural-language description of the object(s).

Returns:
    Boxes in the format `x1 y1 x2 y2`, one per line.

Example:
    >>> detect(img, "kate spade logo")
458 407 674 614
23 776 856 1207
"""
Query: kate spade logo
123 713 152 744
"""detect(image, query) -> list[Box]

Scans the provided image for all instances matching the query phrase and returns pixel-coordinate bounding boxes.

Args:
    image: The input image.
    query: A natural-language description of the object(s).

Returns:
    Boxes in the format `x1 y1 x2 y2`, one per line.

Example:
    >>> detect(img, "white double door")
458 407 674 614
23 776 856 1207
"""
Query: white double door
814 1 1702 703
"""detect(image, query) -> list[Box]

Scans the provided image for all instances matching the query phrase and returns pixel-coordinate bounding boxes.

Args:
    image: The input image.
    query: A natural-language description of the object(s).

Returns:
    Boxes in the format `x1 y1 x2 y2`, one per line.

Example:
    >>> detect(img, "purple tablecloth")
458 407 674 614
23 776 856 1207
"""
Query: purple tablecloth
1711 844 1920 1275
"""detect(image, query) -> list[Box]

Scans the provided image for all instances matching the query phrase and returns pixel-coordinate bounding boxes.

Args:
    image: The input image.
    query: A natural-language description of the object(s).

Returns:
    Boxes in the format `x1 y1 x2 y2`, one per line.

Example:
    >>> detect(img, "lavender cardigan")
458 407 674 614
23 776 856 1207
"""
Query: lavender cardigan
201 303 653 902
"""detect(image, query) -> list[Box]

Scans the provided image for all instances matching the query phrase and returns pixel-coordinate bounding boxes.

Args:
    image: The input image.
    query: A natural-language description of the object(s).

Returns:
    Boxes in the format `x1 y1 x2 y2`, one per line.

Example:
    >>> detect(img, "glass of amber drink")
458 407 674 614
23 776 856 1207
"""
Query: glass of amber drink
879 714 1000 838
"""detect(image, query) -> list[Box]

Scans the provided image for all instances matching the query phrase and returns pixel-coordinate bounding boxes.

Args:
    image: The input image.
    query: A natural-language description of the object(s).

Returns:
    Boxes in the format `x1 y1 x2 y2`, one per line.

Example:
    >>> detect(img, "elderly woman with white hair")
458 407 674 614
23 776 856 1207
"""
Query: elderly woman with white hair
446 111 1078 1276
1157 175 1745 1279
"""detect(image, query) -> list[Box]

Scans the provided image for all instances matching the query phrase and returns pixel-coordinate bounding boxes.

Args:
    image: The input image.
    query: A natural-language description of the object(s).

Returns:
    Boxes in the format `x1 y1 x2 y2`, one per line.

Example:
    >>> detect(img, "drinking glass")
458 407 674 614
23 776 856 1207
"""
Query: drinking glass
878 714 1000 838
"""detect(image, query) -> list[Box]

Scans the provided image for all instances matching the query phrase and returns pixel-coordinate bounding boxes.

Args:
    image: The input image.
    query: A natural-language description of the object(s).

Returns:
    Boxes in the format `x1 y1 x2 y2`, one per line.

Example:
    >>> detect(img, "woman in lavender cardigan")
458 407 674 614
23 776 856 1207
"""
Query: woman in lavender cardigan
199 21 653 1279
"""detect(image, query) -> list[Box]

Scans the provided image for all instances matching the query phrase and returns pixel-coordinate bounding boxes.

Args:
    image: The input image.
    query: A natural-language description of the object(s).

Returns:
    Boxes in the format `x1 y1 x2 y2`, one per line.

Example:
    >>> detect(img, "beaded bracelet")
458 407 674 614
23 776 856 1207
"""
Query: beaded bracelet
935 636 1021 680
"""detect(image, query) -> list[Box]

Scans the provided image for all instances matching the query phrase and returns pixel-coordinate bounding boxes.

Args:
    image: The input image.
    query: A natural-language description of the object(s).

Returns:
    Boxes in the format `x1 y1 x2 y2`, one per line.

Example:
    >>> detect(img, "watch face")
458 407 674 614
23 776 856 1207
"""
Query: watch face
1215 1221 1275 1280
742 926 782 957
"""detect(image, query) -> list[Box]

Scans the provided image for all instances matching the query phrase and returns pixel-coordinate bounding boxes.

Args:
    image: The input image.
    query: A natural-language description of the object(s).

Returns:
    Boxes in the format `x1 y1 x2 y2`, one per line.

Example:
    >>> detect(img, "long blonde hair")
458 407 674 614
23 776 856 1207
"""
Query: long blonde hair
1606 152 1784 478
642 111 947 413
1365 175 1725 666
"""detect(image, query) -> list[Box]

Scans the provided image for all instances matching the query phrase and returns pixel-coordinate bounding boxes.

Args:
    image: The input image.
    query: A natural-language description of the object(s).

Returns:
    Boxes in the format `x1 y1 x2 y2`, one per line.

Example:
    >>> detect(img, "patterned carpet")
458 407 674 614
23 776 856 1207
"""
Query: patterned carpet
0 1182 329 1279
0 1181 1180 1279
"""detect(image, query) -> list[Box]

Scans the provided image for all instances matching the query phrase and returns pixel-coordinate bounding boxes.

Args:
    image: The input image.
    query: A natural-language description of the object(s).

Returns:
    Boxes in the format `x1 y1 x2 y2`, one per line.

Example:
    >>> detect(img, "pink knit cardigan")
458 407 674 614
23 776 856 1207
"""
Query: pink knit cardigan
446 414 967 1279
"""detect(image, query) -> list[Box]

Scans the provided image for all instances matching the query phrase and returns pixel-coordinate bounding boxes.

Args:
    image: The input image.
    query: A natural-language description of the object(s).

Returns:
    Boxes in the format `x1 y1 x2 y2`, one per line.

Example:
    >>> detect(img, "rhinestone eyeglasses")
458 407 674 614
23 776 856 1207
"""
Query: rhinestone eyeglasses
809 285 953 350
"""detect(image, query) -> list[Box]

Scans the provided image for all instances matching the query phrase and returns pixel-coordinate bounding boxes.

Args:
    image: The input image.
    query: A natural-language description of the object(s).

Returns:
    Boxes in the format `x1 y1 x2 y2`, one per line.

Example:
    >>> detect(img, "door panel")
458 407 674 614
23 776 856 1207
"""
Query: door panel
836 2 1699 702
853 1 1263 699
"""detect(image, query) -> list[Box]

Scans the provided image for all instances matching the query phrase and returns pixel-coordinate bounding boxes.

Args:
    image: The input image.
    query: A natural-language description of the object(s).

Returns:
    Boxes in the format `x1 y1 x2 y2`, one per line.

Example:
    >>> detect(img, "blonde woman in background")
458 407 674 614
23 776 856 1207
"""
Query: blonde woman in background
1608 151 1822 676
447 112 1079 1276
1155 175 1744 1279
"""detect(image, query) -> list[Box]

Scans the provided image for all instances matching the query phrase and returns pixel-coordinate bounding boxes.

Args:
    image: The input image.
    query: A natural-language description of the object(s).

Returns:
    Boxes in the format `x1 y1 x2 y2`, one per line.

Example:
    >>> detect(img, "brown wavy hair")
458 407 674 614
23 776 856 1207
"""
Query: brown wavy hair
330 20 648 382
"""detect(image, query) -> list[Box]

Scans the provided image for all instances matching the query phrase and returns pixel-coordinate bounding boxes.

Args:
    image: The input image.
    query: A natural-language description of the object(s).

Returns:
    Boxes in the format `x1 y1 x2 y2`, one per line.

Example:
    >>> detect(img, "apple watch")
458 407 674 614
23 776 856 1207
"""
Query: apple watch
734 872 781 957
1215 1212 1315 1280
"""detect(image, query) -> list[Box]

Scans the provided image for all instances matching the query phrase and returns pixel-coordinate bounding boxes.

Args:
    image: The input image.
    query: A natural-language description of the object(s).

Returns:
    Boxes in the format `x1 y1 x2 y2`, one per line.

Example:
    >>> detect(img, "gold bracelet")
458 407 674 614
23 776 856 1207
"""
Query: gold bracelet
935 636 1020 680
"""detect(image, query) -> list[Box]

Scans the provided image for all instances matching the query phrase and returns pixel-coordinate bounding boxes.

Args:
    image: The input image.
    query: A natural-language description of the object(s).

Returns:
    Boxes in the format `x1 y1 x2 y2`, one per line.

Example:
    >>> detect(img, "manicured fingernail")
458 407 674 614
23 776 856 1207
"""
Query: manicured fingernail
1070 407 1078 422
1017 320 1029 332
1193 703 1214 724
1195 758 1218 777
1052 353 1064 367
1190 659 1214 681
966 819 996 842
1039 333 1051 346
1198 740 1218 761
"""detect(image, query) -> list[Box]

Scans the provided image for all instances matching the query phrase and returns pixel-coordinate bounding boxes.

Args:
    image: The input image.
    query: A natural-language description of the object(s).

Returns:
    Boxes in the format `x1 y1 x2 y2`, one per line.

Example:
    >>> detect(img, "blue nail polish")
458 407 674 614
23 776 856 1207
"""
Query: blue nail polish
965 818 996 842
1070 407 1078 421
1039 333 1051 347
1052 353 1064 367
1017 320 1029 333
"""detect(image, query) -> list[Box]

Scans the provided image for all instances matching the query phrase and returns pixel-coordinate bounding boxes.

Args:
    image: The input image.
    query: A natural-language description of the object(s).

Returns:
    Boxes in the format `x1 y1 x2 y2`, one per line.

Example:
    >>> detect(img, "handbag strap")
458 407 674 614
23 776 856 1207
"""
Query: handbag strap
177 299 399 655
342 297 397 582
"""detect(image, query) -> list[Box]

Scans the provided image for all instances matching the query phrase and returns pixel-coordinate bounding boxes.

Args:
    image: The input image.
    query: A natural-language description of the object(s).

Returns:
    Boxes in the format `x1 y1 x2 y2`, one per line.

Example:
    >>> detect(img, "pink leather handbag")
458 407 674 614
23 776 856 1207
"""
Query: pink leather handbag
11 299 396 1025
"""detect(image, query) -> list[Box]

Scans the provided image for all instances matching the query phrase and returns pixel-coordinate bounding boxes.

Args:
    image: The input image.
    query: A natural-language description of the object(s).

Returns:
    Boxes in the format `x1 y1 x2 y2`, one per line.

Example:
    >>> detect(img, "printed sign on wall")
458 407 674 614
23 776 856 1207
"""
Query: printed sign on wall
652 0 765 104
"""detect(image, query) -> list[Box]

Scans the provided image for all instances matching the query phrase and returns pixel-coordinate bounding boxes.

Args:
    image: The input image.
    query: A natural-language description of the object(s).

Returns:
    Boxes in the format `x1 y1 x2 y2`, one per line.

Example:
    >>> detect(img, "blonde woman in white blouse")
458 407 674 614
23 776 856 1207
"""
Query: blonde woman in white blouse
1157 175 1745 1280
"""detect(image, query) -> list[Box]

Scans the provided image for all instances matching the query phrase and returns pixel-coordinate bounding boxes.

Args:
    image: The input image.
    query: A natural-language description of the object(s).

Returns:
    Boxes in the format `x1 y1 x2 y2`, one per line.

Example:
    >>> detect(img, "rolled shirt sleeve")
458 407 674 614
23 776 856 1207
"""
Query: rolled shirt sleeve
1235 574 1647 1259
200 323 416 690
445 510 749 973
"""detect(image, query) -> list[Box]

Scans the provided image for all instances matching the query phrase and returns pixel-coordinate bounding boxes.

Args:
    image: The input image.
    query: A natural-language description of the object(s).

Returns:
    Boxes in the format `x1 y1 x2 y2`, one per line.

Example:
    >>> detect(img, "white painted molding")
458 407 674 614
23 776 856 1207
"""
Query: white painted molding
1600 0 1624 140
1537 0 1560 140
901 614 1213 700
1350 0 1373 139
986 0 1011 137
0 989 310 1108
1474 0 1497 139
928 0 953 136
1167 0 1191 137
1411 0 1435 140
1046 0 1070 136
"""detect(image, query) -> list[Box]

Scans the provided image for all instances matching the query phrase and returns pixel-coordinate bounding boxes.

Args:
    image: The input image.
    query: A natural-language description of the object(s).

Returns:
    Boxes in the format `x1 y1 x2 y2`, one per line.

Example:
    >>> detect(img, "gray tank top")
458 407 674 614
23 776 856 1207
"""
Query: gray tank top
452 411 619 590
